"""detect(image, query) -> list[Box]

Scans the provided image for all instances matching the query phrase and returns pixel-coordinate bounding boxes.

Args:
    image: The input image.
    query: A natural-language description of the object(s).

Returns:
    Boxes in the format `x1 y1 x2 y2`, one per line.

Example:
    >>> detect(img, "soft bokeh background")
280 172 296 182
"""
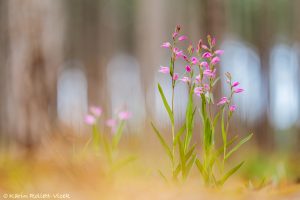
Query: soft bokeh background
0 0 299 155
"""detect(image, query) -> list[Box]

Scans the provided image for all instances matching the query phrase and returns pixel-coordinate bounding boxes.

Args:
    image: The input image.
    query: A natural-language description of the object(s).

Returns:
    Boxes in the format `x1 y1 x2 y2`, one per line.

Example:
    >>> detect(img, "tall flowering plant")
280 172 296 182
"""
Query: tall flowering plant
153 25 253 186
85 107 134 173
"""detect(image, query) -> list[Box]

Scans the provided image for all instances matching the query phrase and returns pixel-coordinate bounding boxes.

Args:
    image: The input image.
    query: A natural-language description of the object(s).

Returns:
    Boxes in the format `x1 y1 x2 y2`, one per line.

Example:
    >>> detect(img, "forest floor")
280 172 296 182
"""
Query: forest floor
0 137 299 200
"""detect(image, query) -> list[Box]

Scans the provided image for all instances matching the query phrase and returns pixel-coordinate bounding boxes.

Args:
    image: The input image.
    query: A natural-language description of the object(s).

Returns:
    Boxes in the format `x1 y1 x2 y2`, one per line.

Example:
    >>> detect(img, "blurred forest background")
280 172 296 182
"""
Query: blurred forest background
0 0 299 154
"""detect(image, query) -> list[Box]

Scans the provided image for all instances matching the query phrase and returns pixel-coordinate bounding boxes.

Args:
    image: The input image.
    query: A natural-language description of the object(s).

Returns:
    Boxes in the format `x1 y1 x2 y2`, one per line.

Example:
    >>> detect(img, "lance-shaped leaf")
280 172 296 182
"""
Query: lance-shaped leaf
174 124 186 145
112 121 125 149
158 170 169 184
196 158 208 181
225 133 253 160
218 161 244 186
151 122 173 161
158 83 174 125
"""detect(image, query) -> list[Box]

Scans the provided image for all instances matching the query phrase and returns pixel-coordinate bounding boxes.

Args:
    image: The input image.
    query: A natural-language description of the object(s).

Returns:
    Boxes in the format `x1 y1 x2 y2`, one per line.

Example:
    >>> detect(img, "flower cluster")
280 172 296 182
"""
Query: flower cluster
160 27 244 111
154 25 251 186
85 106 131 132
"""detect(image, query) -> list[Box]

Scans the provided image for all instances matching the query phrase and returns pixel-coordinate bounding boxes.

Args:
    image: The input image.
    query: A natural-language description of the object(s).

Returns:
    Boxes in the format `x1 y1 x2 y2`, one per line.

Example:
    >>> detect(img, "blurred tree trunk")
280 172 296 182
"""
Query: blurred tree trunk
6 1 64 149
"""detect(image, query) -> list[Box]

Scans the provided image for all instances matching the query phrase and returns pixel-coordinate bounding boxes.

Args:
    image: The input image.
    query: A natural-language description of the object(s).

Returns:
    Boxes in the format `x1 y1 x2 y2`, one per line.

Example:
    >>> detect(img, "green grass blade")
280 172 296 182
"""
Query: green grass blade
196 158 208 181
174 124 186 145
184 154 196 180
112 121 125 149
158 83 174 125
218 161 244 186
158 170 169 184
225 133 253 160
151 122 173 161
111 156 136 172
178 140 186 173
185 144 196 161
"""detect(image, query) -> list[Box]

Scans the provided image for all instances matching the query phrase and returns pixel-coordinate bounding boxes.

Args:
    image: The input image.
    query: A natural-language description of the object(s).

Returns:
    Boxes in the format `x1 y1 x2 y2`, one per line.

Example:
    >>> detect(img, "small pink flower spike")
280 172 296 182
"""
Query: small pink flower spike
217 97 228 106
173 48 184 57
159 66 169 74
234 88 244 93
106 118 117 127
194 87 204 96
85 115 96 125
215 50 224 55
191 57 199 65
201 44 209 50
202 52 212 58
185 65 191 73
118 111 132 120
229 105 237 112
161 42 171 48
90 106 102 117
211 57 220 65
178 35 188 41
211 37 216 46
232 81 240 87
173 73 179 80
180 76 190 83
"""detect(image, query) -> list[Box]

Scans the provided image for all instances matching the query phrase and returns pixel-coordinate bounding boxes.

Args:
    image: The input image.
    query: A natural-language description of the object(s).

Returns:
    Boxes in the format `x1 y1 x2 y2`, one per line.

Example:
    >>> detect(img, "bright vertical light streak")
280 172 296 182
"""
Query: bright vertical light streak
269 44 299 130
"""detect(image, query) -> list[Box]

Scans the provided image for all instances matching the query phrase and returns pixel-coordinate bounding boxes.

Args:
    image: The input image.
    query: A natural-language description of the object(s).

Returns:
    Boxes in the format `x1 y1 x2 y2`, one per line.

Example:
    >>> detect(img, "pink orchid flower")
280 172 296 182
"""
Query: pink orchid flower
217 97 228 106
161 42 171 48
180 76 190 83
90 106 102 117
203 69 216 78
178 35 188 41
202 52 212 58
200 61 209 69
185 65 191 73
232 81 240 87
234 88 244 93
194 87 204 96
118 111 132 120
85 115 96 125
201 44 209 50
195 75 201 83
215 50 224 55
211 57 220 65
159 66 169 74
191 57 199 65
173 48 184 57
229 105 237 112
173 73 179 80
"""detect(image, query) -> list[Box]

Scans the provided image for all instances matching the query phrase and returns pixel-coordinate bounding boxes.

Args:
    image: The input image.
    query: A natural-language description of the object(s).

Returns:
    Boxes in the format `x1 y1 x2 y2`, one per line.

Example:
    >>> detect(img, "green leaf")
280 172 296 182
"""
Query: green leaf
174 164 181 178
225 133 253 160
158 170 169 184
112 121 125 149
218 161 244 186
111 156 136 172
151 122 173 161
158 83 174 125
185 144 196 161
178 140 186 173
184 154 196 179
212 77 220 87
196 158 208 181
174 124 186 145
184 89 195 151
221 107 227 154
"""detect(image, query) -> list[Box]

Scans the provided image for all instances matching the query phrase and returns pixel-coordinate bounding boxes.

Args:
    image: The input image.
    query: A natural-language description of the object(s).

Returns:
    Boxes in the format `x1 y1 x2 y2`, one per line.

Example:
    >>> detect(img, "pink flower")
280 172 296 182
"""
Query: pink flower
118 111 131 120
85 115 96 125
203 69 216 78
178 35 187 41
90 106 102 117
217 97 228 106
194 87 204 96
182 55 189 62
173 73 179 80
173 48 184 57
211 57 220 65
234 88 244 93
191 57 199 65
229 105 237 112
215 50 224 55
202 52 212 58
161 42 171 48
180 76 190 83
232 81 240 87
203 84 210 91
106 118 117 127
197 39 202 52
211 37 216 46
202 45 209 50
185 65 191 73
200 61 209 69
172 32 178 39
159 66 169 74
195 75 201 83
